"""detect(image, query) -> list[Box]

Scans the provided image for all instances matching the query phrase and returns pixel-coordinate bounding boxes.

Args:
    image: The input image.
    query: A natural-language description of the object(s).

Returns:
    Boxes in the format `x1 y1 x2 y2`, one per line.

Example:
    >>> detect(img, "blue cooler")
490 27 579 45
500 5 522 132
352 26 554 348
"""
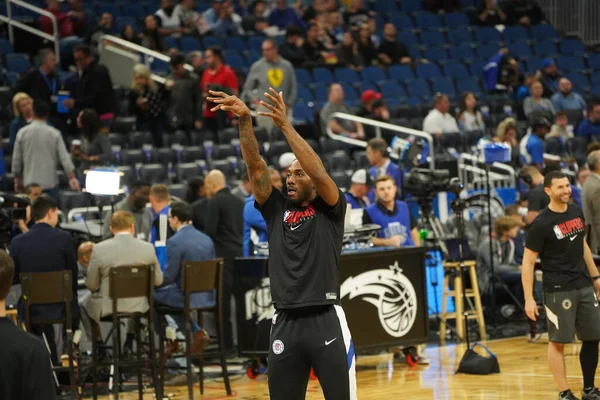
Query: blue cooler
482 143 511 164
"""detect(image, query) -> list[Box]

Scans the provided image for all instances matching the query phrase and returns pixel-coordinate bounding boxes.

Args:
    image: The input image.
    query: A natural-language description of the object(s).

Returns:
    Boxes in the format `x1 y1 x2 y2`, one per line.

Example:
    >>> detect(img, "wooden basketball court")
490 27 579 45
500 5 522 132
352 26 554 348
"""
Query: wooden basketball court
94 336 588 399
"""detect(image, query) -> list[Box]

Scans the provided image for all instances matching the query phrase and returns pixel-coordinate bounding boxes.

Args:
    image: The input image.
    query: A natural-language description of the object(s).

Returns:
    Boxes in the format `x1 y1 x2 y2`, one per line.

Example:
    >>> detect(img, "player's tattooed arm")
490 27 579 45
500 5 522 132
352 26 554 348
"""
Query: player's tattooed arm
206 90 273 205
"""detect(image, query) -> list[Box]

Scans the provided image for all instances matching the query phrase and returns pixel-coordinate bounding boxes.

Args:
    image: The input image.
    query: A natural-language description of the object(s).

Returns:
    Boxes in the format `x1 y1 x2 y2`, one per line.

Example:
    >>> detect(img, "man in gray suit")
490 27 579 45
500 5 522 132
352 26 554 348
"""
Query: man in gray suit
582 150 600 254
79 210 163 344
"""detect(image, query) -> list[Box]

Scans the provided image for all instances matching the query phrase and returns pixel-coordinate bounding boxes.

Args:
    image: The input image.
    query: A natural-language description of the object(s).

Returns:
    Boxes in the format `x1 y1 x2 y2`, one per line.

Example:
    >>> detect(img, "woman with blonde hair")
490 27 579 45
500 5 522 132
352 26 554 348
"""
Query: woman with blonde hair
9 92 33 150
495 117 521 166
127 64 169 147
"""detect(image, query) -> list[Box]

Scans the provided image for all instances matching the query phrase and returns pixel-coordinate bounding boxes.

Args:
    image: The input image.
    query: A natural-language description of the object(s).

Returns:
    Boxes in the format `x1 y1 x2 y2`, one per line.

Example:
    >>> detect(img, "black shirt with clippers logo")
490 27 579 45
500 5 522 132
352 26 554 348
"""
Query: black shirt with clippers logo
256 188 347 309
526 204 591 292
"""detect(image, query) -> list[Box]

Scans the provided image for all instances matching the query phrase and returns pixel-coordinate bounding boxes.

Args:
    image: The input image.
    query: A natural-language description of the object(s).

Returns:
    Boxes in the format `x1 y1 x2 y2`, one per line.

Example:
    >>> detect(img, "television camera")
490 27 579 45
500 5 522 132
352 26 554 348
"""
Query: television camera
0 192 30 246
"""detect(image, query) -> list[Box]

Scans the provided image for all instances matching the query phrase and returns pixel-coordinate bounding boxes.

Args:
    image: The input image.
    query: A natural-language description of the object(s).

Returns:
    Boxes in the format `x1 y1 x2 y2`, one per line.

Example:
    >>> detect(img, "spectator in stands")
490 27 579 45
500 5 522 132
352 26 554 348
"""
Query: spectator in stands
342 0 371 28
551 78 587 116
243 39 297 134
71 109 112 181
0 250 57 400
154 0 184 36
582 150 600 254
63 44 116 132
68 0 89 37
185 176 205 204
523 81 555 119
345 169 371 209
231 176 252 202
476 216 528 303
483 48 520 93
128 64 170 147
175 0 202 35
80 211 163 346
356 90 390 135
154 201 213 353
13 49 64 131
457 91 485 133
335 31 364 71
102 180 152 240
570 165 589 208
363 175 420 248
268 0 306 31
141 15 167 52
149 184 174 272
303 21 330 66
357 23 378 66
25 183 42 202
203 169 243 350
422 93 459 136
13 101 79 199
495 117 520 166
10 195 80 365
502 0 545 26
279 25 308 68
477 0 507 26
366 17 381 48
577 102 600 143
515 72 539 101
201 46 239 135
548 111 573 140
242 0 271 34
366 137 401 186
165 53 203 131
187 51 204 77
8 93 33 151
519 116 550 171
377 23 411 66
40 0 74 39
325 11 345 45
86 13 113 49
504 204 526 265
320 83 364 139
519 165 548 224
215 1 245 37
243 167 282 256
539 59 561 97
121 24 142 47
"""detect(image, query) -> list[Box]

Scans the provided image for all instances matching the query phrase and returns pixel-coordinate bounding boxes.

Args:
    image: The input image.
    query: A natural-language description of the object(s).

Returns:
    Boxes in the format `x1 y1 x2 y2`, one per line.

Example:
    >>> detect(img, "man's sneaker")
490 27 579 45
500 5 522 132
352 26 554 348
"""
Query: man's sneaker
582 388 600 400
559 390 580 400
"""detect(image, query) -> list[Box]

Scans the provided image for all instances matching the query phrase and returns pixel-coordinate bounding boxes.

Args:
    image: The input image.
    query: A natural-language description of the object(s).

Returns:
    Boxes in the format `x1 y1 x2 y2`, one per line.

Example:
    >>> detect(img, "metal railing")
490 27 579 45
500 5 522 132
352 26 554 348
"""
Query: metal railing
325 112 436 170
458 153 516 191
0 0 60 63
537 0 600 45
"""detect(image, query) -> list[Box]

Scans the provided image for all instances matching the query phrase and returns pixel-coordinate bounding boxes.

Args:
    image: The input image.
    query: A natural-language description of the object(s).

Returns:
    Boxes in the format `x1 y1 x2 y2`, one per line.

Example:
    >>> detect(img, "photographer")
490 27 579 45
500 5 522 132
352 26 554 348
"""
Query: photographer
483 48 520 93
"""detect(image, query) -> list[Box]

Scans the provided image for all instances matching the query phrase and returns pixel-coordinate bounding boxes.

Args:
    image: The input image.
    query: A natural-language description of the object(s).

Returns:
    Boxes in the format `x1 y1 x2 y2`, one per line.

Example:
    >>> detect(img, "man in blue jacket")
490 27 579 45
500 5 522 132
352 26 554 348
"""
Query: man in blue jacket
363 175 421 248
154 201 215 354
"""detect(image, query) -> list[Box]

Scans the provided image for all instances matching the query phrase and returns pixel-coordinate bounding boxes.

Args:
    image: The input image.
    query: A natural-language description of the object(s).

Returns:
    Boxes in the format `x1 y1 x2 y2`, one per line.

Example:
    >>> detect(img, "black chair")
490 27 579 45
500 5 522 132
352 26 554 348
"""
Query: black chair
210 159 235 179
181 146 206 163
212 144 237 160
330 171 351 190
176 162 202 183
140 163 169 183
91 265 159 400
20 270 76 397
330 150 352 171
156 259 231 399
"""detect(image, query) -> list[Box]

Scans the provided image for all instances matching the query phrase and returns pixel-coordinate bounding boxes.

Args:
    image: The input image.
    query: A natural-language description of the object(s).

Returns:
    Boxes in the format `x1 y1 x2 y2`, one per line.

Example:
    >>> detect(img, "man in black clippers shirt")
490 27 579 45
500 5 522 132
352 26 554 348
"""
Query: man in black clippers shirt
207 88 355 400
522 171 600 400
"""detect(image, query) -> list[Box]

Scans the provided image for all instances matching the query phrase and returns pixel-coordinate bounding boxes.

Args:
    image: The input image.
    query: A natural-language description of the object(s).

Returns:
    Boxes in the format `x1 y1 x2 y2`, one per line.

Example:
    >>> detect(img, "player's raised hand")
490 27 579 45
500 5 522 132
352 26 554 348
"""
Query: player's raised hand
258 87 289 129
207 90 251 117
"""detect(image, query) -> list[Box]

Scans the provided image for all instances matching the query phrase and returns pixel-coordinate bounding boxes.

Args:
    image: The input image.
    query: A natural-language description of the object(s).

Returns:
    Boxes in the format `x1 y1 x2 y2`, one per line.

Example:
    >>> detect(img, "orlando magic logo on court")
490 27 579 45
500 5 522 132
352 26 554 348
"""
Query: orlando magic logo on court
340 261 417 338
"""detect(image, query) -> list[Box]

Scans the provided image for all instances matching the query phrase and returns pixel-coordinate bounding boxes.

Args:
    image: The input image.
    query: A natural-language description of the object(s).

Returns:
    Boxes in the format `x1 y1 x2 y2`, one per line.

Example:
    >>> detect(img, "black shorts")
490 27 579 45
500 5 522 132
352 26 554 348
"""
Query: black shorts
268 305 357 400
544 286 600 343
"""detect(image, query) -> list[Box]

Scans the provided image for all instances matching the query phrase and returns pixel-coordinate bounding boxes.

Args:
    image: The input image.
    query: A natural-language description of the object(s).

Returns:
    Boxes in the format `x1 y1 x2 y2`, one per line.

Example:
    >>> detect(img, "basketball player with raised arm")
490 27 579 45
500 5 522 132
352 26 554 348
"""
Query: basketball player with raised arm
522 171 600 400
207 88 356 400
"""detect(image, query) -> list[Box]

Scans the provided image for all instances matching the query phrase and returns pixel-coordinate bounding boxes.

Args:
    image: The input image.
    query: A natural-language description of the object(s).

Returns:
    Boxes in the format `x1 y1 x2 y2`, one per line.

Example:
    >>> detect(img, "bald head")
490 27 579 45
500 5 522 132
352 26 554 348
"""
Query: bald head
205 170 227 198
78 241 94 268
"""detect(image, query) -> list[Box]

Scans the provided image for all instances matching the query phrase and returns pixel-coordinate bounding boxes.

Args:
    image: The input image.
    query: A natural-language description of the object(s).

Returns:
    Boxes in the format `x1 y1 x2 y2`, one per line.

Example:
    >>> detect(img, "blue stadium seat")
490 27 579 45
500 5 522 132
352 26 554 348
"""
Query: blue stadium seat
565 72 591 93
248 36 264 52
5 54 30 74
0 38 14 54
293 104 314 122
225 53 246 70
180 36 201 51
334 67 360 83
246 50 261 65
432 77 456 98
313 68 334 85
358 81 379 94
526 57 546 72
151 59 169 74
424 46 448 62
477 43 500 59
297 85 314 102
374 0 400 12
560 38 586 56
295 69 313 85
406 79 431 101
534 40 558 57
314 84 328 102
416 13 443 30
380 82 407 100
447 27 473 45
475 27 502 43
203 36 224 48
420 30 446 46
123 4 146 20
407 97 424 106
360 66 387 83
341 83 358 101
389 65 415 81
398 31 419 46
445 12 470 28
416 63 443 80
469 59 487 76
97 3 121 17
444 61 470 79
456 77 483 96
114 17 138 35
164 37 179 49
407 45 422 59
531 24 558 41
557 56 586 72
226 37 247 51
591 71 600 85
450 44 476 60
400 0 423 12
503 26 530 42
507 42 532 59
588 54 600 70
389 13 414 29
6 72 19 85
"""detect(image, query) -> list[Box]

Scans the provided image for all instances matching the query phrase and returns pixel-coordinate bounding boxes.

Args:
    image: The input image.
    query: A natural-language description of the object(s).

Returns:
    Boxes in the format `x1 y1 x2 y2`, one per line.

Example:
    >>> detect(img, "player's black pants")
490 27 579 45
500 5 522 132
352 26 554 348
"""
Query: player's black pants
268 305 357 400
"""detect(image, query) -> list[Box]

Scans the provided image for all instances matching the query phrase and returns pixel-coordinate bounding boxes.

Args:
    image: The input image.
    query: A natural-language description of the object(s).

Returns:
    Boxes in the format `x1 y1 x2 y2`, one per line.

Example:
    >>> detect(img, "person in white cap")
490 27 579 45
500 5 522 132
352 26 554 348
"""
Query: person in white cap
345 169 371 209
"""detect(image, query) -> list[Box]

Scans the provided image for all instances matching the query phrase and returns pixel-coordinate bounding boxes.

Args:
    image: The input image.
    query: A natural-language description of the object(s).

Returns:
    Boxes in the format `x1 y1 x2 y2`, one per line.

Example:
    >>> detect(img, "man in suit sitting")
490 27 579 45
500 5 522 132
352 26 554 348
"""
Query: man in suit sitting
155 201 215 354
10 194 80 365
79 211 163 345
